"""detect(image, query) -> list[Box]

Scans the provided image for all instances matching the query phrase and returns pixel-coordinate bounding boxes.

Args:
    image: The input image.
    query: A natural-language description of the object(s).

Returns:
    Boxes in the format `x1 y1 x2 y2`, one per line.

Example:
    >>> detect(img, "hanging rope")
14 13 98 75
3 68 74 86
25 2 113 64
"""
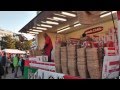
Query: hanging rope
111 11 118 43
111 11 116 29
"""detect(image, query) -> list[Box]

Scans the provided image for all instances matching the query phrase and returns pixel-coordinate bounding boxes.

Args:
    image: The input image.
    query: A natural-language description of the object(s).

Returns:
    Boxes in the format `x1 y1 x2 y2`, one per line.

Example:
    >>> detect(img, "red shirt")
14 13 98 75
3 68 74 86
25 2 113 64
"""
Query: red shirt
44 36 53 56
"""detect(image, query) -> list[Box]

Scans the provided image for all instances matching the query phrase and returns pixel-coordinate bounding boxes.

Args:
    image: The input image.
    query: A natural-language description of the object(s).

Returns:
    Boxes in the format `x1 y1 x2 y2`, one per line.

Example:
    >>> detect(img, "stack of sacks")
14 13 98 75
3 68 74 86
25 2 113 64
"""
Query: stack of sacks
77 48 87 78
55 44 62 73
67 45 78 76
60 46 68 74
86 48 101 79
98 48 104 73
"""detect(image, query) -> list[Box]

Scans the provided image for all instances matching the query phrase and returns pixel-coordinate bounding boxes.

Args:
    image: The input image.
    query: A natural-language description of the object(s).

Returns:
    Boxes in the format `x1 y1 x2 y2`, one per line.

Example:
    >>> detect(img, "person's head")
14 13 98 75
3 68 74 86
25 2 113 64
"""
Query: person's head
43 33 48 38
16 54 19 57
32 38 35 41
82 33 86 37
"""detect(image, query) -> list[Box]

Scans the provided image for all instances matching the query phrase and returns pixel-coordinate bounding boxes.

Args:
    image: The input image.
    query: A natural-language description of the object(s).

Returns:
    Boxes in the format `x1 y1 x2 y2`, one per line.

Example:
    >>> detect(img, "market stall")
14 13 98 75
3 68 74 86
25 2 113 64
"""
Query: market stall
2 49 26 54
19 11 120 79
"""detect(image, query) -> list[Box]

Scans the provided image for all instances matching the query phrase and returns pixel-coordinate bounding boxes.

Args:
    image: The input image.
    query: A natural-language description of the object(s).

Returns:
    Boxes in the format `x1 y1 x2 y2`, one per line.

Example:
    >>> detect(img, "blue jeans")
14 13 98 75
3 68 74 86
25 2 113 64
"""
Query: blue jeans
14 66 18 77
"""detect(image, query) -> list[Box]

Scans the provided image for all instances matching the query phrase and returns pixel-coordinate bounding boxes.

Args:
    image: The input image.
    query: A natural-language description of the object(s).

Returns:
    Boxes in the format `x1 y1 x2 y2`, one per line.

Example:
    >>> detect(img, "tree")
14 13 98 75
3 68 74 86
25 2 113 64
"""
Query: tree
15 39 32 50
1 35 16 49
15 40 23 50
22 40 32 50
1 35 32 50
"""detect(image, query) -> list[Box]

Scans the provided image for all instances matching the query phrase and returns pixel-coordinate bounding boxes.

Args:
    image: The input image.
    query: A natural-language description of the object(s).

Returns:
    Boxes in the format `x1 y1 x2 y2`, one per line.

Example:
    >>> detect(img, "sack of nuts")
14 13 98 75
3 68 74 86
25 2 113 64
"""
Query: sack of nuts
86 48 101 79
60 46 69 74
77 48 87 78
67 45 78 76
55 44 62 73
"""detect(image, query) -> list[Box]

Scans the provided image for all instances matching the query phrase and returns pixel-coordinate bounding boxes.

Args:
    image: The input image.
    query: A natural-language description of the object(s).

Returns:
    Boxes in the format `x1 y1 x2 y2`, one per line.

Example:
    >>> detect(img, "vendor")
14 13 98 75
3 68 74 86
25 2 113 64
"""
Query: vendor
43 33 53 62
80 33 93 48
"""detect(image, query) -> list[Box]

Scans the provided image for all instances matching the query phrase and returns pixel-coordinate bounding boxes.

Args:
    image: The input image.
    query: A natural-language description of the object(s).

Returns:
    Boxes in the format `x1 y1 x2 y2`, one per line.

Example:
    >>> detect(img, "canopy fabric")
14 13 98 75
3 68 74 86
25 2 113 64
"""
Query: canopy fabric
2 49 26 54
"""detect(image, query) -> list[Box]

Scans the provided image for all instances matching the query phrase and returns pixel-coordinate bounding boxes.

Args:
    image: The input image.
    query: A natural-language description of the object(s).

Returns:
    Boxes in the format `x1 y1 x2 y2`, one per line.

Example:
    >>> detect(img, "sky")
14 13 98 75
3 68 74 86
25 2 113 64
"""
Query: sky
0 11 37 40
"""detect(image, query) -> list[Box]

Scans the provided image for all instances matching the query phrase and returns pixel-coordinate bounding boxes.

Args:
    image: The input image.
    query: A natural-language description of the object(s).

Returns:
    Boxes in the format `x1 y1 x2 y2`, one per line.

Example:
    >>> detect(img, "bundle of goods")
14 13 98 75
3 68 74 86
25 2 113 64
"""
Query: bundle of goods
77 48 88 78
67 45 78 76
60 46 68 74
86 48 101 79
55 44 62 73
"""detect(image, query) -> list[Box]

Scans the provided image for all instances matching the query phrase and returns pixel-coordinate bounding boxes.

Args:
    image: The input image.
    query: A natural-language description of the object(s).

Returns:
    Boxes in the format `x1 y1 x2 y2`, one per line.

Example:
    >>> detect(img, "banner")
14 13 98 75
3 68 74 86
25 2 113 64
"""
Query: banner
24 67 37 79
32 69 80 79
102 56 120 79
33 69 64 79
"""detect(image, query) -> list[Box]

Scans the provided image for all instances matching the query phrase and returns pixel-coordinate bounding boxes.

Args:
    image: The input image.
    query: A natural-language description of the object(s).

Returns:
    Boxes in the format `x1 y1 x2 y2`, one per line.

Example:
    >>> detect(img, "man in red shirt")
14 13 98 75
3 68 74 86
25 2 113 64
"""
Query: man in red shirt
43 33 53 62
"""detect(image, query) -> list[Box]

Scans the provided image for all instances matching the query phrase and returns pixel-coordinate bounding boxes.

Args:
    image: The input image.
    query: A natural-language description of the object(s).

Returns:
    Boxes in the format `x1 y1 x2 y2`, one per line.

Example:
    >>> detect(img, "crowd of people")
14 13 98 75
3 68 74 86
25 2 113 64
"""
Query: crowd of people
0 52 25 79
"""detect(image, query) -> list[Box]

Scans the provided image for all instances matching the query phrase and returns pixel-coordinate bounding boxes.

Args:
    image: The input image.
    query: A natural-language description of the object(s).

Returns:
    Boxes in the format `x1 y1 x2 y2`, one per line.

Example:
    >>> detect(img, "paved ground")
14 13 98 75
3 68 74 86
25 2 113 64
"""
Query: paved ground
2 67 23 79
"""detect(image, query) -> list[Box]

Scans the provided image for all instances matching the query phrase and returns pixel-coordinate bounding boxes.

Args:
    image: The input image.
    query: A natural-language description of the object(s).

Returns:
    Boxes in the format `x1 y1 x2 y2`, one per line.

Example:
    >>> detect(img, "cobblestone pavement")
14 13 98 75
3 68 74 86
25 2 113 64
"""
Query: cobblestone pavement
2 67 24 79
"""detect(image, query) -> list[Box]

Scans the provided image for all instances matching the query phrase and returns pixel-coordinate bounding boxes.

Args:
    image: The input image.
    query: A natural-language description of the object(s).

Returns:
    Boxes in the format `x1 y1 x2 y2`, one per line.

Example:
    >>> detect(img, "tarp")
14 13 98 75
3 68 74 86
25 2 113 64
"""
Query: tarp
2 49 26 54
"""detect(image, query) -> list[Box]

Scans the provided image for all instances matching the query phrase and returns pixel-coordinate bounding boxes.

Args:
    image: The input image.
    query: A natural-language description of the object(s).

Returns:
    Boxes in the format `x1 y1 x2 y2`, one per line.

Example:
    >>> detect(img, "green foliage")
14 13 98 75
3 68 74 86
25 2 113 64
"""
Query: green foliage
1 35 15 49
1 35 32 50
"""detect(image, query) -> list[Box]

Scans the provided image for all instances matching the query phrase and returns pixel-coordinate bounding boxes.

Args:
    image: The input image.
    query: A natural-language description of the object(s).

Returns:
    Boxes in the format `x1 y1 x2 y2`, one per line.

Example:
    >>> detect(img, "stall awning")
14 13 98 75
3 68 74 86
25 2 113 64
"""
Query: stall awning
2 49 26 54
19 11 117 34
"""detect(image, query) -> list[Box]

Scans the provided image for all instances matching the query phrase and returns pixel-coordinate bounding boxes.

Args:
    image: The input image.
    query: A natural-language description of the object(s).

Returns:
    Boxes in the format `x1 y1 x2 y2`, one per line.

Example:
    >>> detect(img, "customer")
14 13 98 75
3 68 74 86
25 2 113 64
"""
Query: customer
43 33 53 62
19 56 25 76
1 52 7 79
10 54 14 73
6 54 11 74
13 54 19 78
0 53 2 63
0 62 4 79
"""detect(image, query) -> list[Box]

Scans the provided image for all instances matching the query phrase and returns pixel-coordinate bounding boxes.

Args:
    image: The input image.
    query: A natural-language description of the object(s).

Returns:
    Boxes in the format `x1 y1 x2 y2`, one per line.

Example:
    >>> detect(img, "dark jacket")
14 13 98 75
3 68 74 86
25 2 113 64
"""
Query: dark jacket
21 59 24 67
0 62 4 76
1 56 6 66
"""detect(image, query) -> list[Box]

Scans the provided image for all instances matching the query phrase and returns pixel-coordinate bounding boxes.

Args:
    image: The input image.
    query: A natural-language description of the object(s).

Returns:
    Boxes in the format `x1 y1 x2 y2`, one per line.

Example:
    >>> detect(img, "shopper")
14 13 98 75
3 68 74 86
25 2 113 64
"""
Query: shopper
0 62 4 79
10 54 14 73
13 54 19 78
0 53 2 63
1 52 7 78
18 56 25 76
6 54 11 74
43 33 53 62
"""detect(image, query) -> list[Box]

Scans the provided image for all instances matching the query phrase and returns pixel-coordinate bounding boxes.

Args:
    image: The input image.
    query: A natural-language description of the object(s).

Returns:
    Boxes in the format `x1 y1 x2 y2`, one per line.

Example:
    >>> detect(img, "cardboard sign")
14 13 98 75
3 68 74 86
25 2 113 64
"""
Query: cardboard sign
102 56 120 79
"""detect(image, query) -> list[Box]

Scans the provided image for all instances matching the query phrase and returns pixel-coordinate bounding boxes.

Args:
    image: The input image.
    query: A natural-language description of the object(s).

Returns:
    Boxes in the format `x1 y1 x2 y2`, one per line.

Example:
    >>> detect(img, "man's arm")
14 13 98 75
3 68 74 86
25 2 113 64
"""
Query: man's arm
43 37 50 49
43 44 48 50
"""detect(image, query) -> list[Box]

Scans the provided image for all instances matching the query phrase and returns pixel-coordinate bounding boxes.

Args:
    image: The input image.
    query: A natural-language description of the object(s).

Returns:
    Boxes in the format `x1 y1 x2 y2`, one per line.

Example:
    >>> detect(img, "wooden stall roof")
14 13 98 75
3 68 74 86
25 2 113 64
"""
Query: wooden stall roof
19 11 117 34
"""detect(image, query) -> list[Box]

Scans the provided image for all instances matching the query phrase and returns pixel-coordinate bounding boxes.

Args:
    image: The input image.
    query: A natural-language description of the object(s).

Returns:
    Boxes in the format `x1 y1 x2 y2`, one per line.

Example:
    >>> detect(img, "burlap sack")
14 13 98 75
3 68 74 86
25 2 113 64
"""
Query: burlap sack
55 45 62 73
60 46 68 74
86 48 101 79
